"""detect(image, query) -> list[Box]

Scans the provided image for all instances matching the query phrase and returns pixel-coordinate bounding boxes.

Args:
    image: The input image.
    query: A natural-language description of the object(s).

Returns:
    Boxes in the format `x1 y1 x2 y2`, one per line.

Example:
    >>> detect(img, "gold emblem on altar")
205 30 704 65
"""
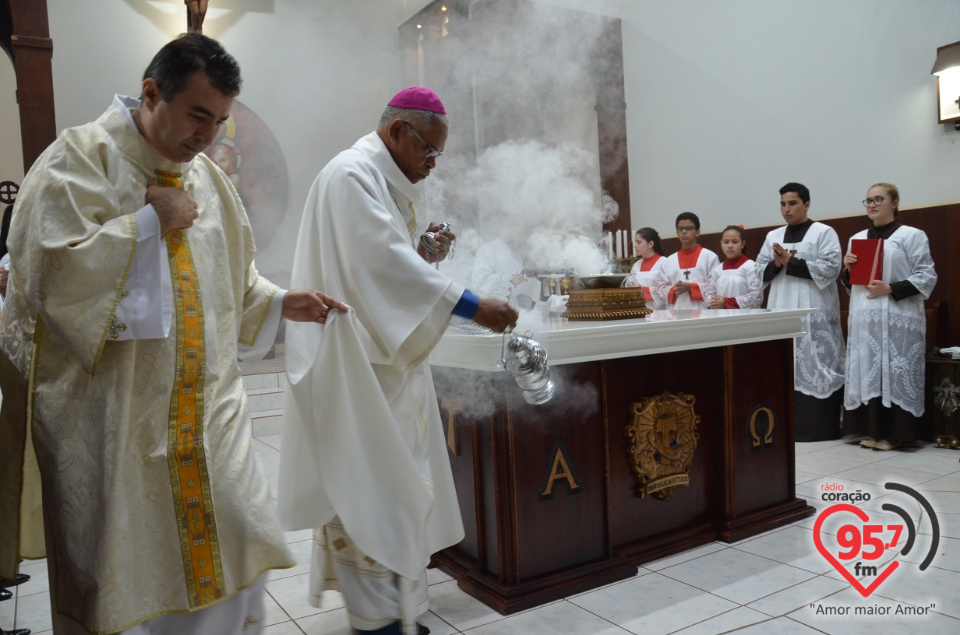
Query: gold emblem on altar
624 391 699 500
748 403 776 451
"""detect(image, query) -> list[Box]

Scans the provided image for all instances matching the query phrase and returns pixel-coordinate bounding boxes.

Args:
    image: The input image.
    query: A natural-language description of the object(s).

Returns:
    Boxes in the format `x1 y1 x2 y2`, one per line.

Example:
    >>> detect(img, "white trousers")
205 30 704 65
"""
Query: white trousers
318 519 428 633
52 574 267 635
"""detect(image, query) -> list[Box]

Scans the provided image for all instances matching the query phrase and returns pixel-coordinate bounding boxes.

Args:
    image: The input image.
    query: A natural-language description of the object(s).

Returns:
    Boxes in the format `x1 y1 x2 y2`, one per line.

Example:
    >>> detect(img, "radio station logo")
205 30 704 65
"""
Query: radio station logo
814 482 940 598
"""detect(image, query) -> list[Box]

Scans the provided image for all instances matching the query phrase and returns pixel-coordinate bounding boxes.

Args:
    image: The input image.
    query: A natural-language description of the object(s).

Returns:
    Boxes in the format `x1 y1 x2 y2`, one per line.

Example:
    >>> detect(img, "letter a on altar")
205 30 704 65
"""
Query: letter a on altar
539 439 584 500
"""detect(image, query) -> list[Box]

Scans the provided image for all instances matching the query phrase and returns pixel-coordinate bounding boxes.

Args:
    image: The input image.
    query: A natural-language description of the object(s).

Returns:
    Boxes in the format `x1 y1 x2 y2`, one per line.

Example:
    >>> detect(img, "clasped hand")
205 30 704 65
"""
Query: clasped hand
771 243 792 268
146 183 198 236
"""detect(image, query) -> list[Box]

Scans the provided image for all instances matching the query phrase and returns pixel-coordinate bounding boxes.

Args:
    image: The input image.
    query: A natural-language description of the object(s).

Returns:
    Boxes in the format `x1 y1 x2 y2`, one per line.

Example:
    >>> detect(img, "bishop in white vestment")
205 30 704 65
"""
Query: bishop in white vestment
279 88 517 635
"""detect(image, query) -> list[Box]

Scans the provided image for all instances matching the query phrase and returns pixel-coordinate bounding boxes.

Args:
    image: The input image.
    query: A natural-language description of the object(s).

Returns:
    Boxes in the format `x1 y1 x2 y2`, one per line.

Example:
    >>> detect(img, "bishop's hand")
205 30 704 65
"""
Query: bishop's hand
418 222 456 263
473 298 518 333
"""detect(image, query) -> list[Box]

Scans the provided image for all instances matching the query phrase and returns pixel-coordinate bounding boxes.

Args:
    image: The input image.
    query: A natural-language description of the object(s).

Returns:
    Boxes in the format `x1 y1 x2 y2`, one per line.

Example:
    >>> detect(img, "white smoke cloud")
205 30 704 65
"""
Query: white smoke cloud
425 138 615 286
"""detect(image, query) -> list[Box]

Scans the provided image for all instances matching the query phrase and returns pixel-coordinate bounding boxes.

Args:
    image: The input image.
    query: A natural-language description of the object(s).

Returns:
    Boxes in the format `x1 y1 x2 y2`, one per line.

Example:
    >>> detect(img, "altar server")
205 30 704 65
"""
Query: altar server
757 182 845 441
625 227 666 310
279 88 517 635
653 212 719 310
0 34 348 634
841 183 936 450
708 225 762 309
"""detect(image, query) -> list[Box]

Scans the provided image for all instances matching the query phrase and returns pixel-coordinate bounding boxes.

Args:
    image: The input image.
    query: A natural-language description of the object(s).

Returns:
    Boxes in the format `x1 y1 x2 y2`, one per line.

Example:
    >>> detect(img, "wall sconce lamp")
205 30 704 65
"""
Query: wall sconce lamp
931 40 960 130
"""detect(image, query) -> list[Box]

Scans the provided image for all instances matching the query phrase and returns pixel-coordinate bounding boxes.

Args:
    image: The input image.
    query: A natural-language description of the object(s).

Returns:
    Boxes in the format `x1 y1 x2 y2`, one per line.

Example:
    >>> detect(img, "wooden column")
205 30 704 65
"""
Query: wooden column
1 0 56 173
593 18 631 236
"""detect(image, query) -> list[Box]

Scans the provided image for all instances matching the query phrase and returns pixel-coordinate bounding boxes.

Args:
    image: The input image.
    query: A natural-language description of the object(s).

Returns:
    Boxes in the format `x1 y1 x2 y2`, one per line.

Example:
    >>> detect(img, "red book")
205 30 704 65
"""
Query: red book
849 238 884 285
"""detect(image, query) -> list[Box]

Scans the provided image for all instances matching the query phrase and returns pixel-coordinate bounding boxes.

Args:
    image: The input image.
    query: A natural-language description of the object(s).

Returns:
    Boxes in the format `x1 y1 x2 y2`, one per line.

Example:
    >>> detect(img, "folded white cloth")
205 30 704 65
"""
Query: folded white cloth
939 346 960 359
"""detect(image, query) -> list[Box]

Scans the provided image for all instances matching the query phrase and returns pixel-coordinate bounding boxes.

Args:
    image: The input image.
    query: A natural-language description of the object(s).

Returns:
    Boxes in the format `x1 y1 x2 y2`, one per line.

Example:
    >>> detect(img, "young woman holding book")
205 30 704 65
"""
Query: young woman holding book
841 183 937 450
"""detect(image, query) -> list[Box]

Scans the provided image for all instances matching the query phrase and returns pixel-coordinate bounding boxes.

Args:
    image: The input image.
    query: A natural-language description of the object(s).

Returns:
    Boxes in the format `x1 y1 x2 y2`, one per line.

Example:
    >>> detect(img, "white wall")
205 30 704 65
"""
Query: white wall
0 53 23 185
27 0 429 277
3 0 958 268
619 0 960 232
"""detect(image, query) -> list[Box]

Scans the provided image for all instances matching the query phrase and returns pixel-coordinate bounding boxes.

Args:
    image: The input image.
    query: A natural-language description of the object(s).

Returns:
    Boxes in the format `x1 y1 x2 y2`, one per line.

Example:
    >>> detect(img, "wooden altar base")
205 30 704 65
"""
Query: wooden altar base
431 336 815 614
432 550 637 615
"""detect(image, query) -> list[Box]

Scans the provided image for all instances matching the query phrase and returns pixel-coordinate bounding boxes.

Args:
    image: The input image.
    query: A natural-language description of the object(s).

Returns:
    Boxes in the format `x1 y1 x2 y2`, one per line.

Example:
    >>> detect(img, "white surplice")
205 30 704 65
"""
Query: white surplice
625 255 667 310
844 226 936 416
756 222 845 397
472 237 524 301
652 247 719 310
278 133 465 608
711 257 763 309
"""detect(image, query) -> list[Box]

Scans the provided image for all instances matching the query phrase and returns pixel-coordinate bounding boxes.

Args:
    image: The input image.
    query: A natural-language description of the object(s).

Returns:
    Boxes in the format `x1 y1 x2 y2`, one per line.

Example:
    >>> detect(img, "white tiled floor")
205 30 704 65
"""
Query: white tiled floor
6 432 960 634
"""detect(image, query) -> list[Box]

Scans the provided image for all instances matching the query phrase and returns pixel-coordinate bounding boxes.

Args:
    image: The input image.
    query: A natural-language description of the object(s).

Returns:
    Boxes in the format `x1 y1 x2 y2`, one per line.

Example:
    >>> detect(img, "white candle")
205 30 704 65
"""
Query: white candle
606 232 613 260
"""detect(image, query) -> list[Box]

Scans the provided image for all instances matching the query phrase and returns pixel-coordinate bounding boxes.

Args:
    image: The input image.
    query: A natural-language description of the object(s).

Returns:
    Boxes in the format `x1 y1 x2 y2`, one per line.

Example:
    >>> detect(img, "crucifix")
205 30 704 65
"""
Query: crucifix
788 246 797 257
185 0 209 34
683 270 691 280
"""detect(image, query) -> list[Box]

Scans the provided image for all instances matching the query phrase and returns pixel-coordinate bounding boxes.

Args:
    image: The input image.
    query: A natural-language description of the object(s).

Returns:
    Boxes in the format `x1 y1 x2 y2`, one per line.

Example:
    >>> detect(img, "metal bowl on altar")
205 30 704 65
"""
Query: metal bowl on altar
574 274 628 289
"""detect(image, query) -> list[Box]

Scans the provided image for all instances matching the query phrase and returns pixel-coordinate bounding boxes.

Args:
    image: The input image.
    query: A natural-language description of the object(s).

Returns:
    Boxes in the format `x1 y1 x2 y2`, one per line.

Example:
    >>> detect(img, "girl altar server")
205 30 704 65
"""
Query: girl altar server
653 212 719 310
841 183 937 451
708 225 762 309
624 227 666 310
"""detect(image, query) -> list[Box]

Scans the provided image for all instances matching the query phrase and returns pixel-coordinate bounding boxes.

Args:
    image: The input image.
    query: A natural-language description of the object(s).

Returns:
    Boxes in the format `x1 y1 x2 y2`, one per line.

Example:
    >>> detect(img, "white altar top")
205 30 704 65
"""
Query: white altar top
430 308 813 371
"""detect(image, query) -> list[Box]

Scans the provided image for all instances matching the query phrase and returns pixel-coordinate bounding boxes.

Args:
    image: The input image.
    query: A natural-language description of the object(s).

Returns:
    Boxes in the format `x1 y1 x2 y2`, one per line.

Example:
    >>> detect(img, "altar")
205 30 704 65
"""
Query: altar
428 308 816 614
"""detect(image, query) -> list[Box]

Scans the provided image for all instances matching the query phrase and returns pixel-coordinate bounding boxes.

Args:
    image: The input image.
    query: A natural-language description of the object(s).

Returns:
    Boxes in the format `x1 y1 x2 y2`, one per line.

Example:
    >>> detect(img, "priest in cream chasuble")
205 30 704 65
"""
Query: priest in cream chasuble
0 35 346 634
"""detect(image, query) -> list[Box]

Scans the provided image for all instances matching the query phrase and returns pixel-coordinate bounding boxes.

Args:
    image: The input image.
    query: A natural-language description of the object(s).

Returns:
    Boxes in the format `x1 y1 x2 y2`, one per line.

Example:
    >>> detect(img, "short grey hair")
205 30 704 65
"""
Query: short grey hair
377 105 449 130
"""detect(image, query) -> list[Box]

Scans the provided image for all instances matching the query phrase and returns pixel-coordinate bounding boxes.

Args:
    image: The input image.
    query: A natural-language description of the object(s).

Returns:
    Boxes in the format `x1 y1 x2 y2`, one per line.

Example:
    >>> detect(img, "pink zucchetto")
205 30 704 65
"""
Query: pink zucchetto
387 87 446 115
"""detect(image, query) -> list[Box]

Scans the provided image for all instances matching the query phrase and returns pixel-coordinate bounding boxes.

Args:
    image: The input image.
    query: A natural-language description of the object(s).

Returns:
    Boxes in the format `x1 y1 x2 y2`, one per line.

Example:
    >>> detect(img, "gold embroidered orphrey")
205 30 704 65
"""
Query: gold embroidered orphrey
624 391 700 500
156 169 225 607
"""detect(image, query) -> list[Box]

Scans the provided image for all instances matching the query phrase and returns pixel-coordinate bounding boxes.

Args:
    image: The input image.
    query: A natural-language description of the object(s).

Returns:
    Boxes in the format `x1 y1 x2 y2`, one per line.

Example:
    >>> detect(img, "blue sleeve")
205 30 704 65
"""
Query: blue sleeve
452 289 480 319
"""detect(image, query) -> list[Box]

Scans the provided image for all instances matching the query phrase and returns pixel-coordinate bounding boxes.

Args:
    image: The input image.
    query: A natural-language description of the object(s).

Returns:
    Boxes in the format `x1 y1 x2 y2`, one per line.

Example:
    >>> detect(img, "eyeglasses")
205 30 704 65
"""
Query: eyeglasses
862 196 885 208
676 226 697 233
404 121 443 159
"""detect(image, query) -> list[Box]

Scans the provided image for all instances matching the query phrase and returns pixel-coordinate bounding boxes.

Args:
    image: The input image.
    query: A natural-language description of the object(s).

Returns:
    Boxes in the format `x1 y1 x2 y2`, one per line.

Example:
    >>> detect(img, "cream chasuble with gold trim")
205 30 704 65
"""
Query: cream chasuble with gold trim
0 96 293 633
